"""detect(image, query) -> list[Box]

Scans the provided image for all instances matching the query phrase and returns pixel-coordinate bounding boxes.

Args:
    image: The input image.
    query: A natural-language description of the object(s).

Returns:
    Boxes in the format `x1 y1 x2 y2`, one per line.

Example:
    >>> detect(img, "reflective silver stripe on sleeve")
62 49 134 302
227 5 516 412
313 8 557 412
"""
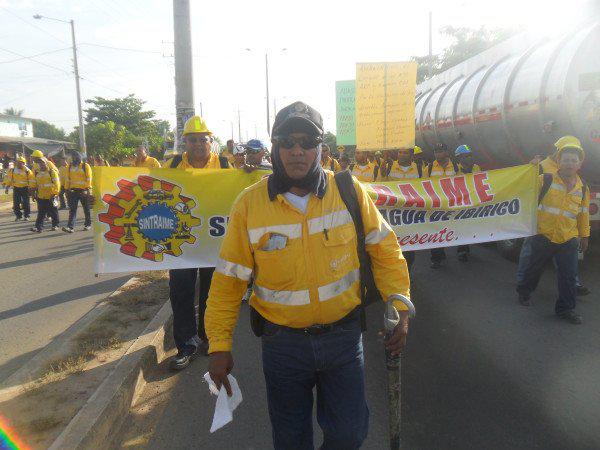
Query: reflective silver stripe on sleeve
581 207 589 213
248 223 302 244
550 183 565 192
253 284 310 306
215 258 253 281
538 205 577 220
571 189 582 198
388 172 419 179
365 221 392 244
318 268 360 302
308 209 353 234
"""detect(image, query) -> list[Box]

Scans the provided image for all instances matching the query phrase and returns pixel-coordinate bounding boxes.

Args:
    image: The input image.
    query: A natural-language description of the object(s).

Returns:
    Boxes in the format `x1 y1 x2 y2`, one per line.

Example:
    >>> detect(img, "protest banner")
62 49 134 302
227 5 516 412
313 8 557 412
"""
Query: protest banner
93 165 537 273
355 62 417 151
335 80 356 146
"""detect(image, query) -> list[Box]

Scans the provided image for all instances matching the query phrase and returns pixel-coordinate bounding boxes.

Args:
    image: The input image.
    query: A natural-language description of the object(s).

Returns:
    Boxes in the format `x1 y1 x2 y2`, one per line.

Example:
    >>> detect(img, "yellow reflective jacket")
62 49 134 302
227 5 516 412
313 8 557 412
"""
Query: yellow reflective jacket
33 159 57 174
58 165 68 186
64 162 92 189
351 162 379 182
428 160 458 177
4 167 34 188
165 151 227 169
537 173 590 243
33 168 60 199
320 156 341 173
386 161 421 180
135 156 162 168
205 171 411 353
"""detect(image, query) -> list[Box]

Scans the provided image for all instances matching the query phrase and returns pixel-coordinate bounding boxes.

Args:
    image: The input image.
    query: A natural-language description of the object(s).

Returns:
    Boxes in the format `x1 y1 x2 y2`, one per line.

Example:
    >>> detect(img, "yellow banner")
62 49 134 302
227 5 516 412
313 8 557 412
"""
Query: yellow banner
93 165 537 273
355 62 417 151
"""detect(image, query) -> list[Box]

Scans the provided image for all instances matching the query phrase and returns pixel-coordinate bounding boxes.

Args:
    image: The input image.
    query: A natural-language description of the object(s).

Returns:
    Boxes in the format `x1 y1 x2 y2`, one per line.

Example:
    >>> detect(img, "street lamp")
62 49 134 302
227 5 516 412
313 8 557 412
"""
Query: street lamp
245 48 286 136
33 14 86 155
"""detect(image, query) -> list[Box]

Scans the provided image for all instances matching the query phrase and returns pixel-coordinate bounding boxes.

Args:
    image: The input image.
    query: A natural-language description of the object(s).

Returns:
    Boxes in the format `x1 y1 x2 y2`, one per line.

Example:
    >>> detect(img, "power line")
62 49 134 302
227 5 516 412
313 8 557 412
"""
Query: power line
0 47 70 64
79 42 163 54
0 6 68 45
0 47 70 74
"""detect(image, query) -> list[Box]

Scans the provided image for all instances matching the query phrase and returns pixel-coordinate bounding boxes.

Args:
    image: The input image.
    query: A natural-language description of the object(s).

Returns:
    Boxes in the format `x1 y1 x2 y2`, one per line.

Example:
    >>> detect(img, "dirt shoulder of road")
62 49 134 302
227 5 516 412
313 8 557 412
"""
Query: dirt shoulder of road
0 271 169 450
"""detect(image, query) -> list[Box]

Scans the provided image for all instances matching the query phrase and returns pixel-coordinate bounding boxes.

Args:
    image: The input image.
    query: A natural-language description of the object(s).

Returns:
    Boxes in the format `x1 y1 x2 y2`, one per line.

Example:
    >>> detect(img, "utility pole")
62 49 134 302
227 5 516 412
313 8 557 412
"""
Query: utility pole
265 53 271 136
70 20 85 155
428 11 433 79
33 14 86 154
173 0 195 152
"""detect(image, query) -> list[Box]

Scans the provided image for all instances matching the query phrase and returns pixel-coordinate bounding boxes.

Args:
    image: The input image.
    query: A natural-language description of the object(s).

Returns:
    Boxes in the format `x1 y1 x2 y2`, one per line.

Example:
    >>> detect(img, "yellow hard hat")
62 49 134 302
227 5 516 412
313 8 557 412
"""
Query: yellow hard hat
555 135 584 160
16 156 26 163
337 145 345 152
182 116 212 136
413 145 423 155
31 149 44 158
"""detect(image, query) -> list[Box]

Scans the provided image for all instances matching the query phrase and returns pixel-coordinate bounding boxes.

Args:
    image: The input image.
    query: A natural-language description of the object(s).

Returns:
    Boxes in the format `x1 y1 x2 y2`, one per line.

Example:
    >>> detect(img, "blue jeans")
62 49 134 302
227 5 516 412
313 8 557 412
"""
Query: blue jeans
516 235 578 315
261 318 369 450
517 237 582 287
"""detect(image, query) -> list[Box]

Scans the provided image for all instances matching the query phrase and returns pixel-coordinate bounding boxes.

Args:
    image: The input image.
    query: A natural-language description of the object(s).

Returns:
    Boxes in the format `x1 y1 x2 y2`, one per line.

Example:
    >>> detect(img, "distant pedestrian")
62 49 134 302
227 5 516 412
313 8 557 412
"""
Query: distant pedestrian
4 156 33 221
134 145 161 168
517 138 589 324
58 158 68 209
62 151 92 233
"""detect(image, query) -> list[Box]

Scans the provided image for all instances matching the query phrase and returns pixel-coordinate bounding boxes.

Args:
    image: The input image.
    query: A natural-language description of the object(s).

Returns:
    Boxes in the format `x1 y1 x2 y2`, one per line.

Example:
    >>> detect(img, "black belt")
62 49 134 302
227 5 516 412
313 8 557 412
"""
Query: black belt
267 308 361 336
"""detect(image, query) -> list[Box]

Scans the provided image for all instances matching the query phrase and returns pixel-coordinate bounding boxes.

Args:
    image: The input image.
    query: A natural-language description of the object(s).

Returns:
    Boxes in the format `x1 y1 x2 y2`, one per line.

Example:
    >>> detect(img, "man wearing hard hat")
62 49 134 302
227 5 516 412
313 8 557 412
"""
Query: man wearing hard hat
62 151 93 233
30 149 58 173
517 136 590 324
3 156 34 221
165 116 231 371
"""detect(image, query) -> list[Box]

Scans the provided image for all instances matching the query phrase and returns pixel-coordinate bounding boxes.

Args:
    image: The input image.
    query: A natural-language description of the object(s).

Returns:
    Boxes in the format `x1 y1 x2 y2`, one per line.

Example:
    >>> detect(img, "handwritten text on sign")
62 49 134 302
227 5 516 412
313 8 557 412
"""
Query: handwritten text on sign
335 80 356 146
355 62 417 151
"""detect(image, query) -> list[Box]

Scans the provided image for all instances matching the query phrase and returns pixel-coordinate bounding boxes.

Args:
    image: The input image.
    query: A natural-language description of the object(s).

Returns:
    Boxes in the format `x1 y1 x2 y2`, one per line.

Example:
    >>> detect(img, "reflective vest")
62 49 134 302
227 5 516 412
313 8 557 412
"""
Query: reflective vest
135 156 162 168
33 168 60 199
166 152 227 169
537 173 590 243
58 165 69 186
320 156 341 173
387 162 421 180
428 160 458 177
33 159 57 174
65 162 92 189
205 171 411 353
4 167 34 188
351 162 378 182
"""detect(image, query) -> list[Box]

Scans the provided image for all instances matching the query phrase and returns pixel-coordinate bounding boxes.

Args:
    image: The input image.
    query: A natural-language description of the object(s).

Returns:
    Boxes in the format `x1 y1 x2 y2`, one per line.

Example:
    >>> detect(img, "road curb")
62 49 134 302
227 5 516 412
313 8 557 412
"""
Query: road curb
48 298 173 450
0 276 139 398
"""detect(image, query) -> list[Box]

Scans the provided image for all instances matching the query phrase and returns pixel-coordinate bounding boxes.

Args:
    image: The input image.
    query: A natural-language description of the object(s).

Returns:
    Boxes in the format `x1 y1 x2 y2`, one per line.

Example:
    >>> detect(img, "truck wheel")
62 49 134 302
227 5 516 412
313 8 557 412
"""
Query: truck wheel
497 239 523 262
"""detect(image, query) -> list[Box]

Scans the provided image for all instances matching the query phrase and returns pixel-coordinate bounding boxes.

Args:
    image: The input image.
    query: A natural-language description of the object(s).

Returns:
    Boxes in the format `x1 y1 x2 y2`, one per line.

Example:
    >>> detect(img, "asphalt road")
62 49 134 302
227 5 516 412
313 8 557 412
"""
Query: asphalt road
115 243 600 450
0 205 129 384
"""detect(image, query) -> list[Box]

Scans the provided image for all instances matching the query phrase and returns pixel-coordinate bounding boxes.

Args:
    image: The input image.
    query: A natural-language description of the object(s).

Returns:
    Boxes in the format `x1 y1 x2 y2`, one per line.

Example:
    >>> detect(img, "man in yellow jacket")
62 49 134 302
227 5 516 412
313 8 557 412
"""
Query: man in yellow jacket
206 102 411 449
319 143 341 172
350 149 379 182
31 158 60 232
165 116 231 370
134 145 161 168
4 156 34 221
62 151 93 233
517 141 589 324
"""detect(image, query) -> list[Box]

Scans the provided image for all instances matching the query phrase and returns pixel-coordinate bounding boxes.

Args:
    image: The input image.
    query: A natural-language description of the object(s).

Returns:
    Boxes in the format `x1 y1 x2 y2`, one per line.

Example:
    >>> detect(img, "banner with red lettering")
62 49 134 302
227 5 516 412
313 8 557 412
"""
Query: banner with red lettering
365 164 538 250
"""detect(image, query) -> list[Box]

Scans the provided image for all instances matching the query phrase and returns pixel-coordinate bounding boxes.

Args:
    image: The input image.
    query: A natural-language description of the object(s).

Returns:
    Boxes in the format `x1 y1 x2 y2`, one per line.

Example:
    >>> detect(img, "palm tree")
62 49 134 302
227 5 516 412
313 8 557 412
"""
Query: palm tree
3 107 24 117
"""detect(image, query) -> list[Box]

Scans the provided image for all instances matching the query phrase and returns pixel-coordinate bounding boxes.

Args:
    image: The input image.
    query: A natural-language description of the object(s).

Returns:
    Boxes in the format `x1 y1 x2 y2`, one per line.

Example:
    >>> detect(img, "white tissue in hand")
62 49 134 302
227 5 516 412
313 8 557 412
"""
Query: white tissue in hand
203 372 243 432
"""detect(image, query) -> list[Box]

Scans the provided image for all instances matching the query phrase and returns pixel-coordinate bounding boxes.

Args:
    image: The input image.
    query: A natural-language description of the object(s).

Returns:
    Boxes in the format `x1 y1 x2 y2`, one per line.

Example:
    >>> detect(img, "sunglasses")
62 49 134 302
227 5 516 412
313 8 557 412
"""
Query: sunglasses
187 136 210 144
245 147 263 154
276 136 322 150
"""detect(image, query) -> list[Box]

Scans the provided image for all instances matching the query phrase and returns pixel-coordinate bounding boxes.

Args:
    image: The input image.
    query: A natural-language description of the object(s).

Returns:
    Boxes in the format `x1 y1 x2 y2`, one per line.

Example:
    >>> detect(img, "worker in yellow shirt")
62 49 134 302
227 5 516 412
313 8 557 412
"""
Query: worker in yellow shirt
222 139 236 165
134 145 161 168
351 150 379 182
31 149 58 173
454 144 482 262
517 141 589 324
58 158 69 209
165 116 231 371
206 102 412 449
3 156 34 221
62 151 92 233
319 143 341 172
383 147 422 181
520 136 591 296
31 158 60 232
429 143 459 268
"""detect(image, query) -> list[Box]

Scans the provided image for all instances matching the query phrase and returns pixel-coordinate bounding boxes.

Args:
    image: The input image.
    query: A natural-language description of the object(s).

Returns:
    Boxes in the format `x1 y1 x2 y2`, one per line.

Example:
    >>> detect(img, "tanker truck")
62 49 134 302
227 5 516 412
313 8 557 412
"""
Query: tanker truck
415 20 600 260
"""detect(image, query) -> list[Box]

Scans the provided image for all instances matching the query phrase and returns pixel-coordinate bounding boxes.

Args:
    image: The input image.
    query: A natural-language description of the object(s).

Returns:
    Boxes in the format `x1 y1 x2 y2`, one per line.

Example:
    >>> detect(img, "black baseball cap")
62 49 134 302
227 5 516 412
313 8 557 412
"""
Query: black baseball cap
272 101 324 137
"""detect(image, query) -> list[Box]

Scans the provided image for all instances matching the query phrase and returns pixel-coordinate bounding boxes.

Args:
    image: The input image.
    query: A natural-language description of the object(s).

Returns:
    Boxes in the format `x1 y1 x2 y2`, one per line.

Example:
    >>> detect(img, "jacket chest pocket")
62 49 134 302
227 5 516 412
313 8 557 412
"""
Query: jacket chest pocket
253 236 296 289
321 224 356 275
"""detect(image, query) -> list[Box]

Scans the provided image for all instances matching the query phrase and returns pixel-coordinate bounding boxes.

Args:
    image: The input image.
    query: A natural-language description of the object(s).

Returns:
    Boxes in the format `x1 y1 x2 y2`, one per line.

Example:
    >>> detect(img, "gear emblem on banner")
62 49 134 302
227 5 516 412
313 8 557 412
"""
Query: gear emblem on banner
98 175 201 261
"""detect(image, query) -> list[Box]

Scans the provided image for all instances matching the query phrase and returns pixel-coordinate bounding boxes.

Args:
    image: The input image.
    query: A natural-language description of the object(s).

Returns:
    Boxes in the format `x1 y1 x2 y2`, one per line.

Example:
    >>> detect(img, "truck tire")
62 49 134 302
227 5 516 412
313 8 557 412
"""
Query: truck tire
497 238 523 262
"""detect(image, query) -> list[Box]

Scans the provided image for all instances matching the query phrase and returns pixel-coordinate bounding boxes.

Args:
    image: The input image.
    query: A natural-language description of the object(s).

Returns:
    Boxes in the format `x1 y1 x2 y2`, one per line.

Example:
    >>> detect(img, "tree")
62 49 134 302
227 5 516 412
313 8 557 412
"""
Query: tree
324 131 337 154
32 119 67 141
84 94 156 136
413 26 520 83
3 107 24 117
84 121 133 162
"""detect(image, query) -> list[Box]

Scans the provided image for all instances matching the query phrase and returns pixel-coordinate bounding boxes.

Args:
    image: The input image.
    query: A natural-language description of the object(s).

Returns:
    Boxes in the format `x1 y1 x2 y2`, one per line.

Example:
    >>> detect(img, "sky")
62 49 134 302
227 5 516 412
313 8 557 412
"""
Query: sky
0 0 590 145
